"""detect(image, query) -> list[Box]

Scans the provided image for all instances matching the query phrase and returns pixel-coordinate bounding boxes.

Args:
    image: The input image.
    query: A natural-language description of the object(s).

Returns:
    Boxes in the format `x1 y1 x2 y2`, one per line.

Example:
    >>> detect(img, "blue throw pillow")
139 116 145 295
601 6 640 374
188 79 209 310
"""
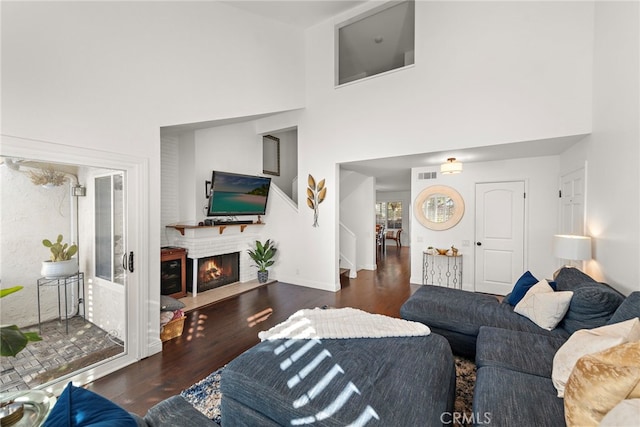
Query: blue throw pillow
43 382 137 427
506 271 539 305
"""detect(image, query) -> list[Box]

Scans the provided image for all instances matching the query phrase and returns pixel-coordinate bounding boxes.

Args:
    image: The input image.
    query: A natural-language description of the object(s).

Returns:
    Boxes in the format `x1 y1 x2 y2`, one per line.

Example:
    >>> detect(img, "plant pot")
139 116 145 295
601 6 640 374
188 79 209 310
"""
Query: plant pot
257 270 269 284
41 259 78 279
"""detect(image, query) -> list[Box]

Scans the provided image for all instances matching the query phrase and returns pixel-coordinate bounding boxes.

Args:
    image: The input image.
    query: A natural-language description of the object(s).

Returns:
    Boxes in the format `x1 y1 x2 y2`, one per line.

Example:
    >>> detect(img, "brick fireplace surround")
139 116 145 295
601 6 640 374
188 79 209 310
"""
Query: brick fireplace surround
170 226 262 296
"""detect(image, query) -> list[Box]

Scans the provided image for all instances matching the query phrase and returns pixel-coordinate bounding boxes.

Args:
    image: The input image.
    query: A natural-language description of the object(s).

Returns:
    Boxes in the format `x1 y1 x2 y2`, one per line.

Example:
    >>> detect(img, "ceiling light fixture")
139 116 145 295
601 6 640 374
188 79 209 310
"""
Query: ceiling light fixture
440 158 463 174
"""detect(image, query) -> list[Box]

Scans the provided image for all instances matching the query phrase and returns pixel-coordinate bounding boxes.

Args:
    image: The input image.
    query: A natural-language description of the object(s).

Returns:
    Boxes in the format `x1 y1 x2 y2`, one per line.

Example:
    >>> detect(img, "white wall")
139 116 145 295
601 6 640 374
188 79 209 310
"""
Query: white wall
581 1 639 295
177 131 198 224
340 170 376 270
410 156 560 290
0 166 73 326
2 1 306 357
297 1 594 290
267 129 298 200
193 122 264 222
160 136 180 247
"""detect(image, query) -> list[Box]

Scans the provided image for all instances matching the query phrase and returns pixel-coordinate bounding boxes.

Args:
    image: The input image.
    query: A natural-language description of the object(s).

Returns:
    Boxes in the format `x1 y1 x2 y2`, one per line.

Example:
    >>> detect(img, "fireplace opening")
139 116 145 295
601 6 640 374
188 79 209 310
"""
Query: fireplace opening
188 252 240 293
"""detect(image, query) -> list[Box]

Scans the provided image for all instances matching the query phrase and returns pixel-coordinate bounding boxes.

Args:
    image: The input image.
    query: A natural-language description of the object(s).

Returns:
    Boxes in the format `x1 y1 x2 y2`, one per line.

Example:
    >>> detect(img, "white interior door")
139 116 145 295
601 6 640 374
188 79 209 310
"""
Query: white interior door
560 168 586 235
475 181 525 295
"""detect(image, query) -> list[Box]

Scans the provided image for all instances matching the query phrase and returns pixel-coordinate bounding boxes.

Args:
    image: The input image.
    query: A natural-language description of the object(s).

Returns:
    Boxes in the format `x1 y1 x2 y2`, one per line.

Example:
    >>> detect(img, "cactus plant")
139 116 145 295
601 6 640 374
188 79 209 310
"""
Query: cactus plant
42 234 78 261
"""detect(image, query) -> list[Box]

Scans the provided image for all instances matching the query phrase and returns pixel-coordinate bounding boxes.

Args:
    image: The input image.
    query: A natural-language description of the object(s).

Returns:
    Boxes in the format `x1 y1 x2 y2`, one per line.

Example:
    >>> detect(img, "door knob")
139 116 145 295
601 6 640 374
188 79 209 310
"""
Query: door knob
476 242 482 246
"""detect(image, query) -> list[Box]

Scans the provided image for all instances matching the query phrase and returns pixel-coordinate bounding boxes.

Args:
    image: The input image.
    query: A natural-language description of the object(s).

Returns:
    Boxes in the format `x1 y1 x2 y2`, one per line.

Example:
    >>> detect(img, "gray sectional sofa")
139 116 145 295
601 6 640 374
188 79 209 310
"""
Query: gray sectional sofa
400 267 640 427
79 267 637 427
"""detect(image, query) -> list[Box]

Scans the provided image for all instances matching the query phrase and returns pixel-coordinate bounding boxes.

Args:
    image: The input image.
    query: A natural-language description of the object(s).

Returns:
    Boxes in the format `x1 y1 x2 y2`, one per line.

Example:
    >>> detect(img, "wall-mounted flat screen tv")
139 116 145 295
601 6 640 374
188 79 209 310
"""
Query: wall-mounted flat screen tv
207 171 271 217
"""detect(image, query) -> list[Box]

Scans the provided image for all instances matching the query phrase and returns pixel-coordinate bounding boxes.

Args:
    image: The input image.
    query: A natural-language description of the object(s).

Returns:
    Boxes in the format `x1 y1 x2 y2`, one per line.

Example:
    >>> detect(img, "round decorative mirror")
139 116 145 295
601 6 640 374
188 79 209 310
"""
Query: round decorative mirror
414 185 465 231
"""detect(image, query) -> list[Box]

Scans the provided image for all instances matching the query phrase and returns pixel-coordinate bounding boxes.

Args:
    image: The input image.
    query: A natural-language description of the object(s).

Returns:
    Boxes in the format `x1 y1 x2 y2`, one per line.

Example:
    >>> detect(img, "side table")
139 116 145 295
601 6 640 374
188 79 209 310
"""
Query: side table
422 252 463 289
37 272 85 334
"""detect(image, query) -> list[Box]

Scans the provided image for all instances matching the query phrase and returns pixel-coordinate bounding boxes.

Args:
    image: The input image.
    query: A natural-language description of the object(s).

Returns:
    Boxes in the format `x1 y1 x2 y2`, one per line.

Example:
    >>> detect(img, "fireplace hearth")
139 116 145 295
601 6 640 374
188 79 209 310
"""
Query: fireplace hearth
188 252 240 293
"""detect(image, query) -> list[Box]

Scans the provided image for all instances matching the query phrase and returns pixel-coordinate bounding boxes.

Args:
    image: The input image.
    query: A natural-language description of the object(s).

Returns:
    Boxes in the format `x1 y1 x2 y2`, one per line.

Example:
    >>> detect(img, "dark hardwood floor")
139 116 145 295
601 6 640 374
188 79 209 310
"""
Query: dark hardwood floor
87 246 417 416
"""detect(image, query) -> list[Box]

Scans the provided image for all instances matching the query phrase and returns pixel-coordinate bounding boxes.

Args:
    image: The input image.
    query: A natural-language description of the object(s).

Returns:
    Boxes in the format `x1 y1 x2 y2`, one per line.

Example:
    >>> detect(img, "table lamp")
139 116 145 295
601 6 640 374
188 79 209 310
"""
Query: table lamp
553 234 592 269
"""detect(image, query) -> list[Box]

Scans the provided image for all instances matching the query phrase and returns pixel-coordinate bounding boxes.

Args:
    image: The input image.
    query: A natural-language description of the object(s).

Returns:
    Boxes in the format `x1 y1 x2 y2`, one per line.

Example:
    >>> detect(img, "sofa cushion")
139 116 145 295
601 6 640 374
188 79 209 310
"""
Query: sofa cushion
564 341 640 427
43 382 138 427
476 326 567 378
553 266 598 290
221 334 455 426
552 318 640 397
608 292 640 324
559 283 625 334
473 366 565 427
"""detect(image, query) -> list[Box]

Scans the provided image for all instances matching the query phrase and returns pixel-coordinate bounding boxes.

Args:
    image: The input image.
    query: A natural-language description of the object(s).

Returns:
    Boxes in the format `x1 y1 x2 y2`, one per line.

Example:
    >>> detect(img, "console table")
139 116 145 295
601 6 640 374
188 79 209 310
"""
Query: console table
422 252 463 289
37 272 85 334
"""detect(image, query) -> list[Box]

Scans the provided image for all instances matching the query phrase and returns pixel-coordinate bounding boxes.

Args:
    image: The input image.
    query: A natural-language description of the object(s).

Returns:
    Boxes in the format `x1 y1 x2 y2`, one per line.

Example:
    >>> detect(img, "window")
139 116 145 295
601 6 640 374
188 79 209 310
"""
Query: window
336 1 415 86
376 201 403 229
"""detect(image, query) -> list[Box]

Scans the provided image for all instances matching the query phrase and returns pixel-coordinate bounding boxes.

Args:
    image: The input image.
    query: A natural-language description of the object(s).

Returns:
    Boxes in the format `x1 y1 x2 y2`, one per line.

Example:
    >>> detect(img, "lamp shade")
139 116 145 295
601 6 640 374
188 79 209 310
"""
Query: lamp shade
440 158 463 174
553 235 592 261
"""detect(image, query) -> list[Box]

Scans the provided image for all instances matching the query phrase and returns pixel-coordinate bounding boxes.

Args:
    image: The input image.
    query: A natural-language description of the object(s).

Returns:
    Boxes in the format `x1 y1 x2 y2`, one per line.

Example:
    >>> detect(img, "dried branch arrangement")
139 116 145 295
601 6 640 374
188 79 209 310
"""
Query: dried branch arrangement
28 168 66 187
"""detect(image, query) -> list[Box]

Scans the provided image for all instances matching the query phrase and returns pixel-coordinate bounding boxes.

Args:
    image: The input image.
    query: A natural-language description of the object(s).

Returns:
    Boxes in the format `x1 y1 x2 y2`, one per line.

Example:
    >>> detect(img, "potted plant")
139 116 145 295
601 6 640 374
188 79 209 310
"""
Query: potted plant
248 239 277 284
41 234 78 278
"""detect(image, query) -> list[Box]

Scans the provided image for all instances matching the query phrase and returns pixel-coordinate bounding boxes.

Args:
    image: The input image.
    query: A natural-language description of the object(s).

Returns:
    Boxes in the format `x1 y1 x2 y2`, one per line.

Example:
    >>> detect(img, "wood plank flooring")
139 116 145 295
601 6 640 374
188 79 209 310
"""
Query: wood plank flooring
87 247 417 416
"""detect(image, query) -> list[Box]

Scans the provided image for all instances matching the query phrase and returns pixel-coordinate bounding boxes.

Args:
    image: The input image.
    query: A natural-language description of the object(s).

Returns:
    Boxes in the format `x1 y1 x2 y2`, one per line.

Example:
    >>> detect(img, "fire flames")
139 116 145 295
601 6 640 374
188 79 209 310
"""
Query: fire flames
199 259 224 284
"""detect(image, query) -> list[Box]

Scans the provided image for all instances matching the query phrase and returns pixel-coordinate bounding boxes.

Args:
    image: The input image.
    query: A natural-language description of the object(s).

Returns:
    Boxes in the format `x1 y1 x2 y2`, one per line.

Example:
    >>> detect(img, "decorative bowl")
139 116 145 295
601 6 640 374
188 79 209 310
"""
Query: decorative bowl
436 248 449 255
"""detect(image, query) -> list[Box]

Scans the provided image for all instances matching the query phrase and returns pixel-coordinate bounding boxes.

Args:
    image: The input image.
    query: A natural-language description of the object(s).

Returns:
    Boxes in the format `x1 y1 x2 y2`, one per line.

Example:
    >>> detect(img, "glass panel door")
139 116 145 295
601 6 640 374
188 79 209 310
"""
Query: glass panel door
95 173 125 285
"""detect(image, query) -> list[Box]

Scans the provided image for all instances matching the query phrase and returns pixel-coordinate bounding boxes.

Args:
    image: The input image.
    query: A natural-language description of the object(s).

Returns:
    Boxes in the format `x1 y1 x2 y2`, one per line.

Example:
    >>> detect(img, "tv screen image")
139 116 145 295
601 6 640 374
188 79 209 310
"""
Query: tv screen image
207 171 271 217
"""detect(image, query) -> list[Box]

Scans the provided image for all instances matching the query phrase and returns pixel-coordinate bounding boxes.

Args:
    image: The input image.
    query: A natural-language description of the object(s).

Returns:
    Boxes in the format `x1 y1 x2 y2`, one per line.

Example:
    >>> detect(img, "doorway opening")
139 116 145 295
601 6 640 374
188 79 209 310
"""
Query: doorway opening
0 142 142 394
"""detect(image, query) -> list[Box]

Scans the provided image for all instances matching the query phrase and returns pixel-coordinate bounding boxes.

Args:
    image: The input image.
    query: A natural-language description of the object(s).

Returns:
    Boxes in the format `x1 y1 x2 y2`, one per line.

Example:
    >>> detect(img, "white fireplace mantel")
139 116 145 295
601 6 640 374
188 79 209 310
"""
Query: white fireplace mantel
168 225 262 296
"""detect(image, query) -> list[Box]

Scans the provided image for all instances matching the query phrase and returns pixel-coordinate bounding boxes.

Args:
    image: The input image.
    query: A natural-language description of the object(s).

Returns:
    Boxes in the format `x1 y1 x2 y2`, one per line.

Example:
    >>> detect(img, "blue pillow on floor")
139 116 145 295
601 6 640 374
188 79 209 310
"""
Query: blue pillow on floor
43 382 137 427
506 271 539 305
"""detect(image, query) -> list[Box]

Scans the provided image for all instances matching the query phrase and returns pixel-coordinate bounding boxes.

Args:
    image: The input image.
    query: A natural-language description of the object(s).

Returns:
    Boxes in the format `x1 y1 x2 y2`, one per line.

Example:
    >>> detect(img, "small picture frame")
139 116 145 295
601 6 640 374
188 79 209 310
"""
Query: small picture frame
263 135 280 176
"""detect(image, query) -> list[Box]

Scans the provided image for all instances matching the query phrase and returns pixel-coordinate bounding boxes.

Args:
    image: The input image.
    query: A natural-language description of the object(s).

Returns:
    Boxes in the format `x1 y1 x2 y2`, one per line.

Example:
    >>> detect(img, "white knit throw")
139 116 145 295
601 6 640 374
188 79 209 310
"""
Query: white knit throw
258 307 430 341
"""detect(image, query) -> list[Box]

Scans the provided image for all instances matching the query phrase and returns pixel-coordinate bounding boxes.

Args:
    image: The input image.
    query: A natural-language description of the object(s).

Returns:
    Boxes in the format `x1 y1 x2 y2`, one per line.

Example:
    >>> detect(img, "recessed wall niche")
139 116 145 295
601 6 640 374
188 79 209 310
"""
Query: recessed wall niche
336 0 415 86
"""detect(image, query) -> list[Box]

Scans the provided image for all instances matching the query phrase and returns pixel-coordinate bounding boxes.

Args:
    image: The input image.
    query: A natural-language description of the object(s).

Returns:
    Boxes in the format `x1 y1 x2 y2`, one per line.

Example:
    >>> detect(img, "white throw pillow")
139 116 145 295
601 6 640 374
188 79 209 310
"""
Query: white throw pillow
552 317 640 397
599 399 640 426
514 280 573 331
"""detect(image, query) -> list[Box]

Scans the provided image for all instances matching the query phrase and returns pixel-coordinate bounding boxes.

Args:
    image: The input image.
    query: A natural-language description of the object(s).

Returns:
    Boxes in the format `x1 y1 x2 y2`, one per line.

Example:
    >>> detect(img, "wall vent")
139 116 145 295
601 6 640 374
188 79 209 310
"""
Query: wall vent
418 171 437 180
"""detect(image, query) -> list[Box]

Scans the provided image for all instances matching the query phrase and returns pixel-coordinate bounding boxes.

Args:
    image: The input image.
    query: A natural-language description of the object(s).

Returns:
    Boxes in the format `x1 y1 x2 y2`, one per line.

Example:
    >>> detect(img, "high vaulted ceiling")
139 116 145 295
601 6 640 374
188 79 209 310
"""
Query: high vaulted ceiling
221 1 368 28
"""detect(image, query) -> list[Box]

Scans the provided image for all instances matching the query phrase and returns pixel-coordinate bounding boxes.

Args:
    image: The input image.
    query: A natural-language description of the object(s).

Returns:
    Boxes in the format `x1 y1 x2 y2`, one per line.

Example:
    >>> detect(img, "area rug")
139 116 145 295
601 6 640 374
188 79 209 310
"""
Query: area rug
181 356 476 426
